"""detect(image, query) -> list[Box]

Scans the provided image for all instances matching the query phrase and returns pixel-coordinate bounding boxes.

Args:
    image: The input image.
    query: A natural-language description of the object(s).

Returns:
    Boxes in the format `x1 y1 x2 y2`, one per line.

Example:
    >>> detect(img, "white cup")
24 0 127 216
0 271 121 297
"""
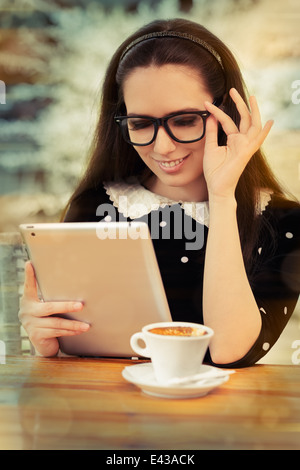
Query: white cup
130 322 214 385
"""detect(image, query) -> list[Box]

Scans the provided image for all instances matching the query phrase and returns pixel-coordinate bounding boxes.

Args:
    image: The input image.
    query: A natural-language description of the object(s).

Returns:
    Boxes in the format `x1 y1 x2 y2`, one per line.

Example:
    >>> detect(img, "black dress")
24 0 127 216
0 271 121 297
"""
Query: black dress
64 181 300 368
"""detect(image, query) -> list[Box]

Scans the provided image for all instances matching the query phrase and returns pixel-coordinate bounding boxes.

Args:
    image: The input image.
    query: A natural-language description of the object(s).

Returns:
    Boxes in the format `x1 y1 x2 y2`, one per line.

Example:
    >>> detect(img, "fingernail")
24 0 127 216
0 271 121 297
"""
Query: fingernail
73 302 83 309
80 323 90 331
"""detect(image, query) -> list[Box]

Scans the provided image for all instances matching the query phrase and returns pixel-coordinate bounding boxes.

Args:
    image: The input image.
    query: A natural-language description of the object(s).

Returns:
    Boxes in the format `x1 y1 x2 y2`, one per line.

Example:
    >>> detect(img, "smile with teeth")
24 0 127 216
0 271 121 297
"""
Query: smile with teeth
159 157 184 168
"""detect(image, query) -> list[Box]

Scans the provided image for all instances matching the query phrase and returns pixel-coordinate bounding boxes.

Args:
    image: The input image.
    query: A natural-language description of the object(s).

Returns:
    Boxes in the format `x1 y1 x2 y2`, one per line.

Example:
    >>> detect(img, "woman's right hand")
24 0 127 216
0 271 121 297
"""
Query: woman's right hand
19 261 90 357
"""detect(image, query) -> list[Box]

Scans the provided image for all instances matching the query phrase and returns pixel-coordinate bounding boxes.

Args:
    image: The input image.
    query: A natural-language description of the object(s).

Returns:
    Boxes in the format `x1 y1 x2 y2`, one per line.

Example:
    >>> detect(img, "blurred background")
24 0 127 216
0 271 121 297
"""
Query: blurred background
0 0 299 361
0 0 299 231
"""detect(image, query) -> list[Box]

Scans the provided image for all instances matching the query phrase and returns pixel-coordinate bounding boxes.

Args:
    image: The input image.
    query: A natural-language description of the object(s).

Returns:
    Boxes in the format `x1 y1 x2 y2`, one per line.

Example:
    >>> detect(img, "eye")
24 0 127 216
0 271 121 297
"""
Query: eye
127 118 153 131
171 114 201 127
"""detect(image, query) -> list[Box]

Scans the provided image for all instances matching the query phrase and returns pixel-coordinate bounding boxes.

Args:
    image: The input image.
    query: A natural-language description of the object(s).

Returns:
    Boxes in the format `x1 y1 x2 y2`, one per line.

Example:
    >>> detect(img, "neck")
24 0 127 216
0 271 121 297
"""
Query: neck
145 175 208 202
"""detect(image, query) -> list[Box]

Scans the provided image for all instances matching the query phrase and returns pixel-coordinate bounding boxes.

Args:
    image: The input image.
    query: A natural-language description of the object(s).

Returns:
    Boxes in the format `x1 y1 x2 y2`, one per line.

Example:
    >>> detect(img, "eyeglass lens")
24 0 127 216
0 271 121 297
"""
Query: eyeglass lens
125 113 205 145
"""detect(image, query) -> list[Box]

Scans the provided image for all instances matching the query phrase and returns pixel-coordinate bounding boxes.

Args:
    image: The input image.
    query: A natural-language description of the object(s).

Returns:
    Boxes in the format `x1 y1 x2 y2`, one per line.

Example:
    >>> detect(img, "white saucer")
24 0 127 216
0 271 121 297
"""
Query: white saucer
122 363 229 399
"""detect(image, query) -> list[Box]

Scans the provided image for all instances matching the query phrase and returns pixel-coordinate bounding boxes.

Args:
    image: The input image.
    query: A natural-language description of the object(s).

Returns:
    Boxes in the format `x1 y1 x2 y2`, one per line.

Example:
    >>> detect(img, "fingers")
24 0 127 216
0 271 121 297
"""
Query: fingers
20 262 88 333
206 89 253 136
206 88 273 143
36 300 84 318
229 89 262 134
23 261 40 302
253 118 274 149
27 319 89 357
32 316 90 338
204 114 219 147
205 100 239 136
248 94 261 129
19 305 90 356
246 95 274 149
20 291 84 320
19 302 89 334
19 262 90 356
230 88 252 134
248 94 274 140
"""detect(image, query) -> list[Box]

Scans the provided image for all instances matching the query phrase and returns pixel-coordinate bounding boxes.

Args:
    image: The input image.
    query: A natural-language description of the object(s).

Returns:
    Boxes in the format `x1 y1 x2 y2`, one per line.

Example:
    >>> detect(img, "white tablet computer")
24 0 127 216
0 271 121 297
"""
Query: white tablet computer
19 222 172 357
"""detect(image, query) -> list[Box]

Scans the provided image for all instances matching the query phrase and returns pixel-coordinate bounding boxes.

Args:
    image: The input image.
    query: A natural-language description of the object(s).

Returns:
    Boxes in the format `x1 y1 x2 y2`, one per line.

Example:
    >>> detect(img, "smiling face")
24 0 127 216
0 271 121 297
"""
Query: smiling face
122 64 213 202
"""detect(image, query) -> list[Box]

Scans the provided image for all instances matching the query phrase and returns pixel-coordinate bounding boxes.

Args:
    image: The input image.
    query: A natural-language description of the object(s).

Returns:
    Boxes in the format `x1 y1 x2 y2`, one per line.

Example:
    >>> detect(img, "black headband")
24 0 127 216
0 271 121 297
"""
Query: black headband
119 31 224 70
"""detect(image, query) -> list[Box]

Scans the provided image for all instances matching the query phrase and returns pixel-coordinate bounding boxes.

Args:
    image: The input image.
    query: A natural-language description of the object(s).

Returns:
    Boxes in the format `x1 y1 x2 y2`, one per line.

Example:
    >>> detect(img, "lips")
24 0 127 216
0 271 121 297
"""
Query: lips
156 155 189 172
160 157 184 168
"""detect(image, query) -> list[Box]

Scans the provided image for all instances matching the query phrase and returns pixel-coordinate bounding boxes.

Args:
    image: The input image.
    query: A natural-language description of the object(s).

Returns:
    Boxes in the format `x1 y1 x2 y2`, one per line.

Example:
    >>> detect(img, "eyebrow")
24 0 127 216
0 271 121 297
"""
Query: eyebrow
127 108 205 118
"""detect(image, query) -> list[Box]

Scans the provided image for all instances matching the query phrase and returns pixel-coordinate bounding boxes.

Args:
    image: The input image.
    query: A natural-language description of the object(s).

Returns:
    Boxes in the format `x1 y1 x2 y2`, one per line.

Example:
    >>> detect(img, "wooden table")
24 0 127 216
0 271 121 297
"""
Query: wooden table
0 355 299 450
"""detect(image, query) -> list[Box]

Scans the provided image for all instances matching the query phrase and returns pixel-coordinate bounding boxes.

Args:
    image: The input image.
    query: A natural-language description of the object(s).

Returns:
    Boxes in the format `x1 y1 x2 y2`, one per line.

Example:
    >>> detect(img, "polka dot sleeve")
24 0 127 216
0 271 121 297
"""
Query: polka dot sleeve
209 198 300 368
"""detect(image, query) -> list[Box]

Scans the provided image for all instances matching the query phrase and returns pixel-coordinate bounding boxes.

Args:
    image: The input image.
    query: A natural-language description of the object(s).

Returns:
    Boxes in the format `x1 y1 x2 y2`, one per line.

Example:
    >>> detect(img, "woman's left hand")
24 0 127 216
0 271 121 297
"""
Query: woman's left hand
203 88 273 200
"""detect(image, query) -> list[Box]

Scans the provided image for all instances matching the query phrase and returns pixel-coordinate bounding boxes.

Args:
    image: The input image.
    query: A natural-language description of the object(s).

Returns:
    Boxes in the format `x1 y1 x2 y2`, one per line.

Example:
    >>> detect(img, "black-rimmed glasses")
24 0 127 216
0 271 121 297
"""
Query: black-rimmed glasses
114 107 213 147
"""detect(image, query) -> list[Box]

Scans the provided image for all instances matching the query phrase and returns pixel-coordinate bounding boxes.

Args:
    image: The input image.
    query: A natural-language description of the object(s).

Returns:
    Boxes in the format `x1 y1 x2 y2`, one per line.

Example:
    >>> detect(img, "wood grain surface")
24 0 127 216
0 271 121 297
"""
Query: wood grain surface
0 356 299 450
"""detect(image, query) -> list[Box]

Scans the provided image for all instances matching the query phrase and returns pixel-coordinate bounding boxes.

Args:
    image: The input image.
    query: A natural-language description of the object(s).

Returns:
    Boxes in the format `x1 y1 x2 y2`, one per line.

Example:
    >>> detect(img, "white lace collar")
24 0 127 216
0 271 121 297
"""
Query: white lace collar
104 181 272 227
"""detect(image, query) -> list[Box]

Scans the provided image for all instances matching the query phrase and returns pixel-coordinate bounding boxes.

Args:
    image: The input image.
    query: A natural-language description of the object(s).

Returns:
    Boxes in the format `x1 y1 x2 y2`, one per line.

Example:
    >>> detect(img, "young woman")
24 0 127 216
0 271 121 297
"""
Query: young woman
19 18 300 367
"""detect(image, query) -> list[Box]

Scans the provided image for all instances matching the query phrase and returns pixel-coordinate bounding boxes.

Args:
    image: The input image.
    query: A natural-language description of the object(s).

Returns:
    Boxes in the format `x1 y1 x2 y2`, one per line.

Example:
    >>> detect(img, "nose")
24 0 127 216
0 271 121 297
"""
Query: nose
153 126 177 155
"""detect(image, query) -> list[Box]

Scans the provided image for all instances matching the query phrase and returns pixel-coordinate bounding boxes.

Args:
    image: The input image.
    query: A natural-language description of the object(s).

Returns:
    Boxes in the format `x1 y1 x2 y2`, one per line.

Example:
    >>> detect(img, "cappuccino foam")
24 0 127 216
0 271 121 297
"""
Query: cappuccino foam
149 326 206 337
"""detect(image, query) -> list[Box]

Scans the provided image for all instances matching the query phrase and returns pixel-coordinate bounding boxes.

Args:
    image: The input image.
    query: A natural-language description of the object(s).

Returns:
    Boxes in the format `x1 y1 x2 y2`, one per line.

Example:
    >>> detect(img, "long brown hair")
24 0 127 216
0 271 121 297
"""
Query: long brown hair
65 18 288 272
